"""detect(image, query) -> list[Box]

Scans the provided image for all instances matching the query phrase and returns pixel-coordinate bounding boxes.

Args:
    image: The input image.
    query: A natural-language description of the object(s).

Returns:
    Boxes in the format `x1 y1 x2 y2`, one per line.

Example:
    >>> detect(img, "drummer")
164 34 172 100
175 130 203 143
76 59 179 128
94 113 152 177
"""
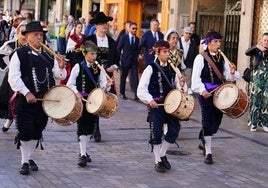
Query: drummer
8 21 67 175
66 40 113 167
191 30 240 164
137 40 187 173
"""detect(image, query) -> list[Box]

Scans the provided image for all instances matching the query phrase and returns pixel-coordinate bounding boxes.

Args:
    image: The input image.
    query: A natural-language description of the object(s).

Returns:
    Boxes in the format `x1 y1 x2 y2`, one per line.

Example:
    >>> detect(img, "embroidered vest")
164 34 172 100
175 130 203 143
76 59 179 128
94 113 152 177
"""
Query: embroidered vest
17 46 55 97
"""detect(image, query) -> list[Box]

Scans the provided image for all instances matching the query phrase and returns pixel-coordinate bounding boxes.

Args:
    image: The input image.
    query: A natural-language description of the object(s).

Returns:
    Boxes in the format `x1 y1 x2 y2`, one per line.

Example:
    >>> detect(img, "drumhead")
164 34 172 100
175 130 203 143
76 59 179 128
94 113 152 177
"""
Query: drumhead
42 85 77 119
164 89 182 113
213 83 239 109
86 88 105 114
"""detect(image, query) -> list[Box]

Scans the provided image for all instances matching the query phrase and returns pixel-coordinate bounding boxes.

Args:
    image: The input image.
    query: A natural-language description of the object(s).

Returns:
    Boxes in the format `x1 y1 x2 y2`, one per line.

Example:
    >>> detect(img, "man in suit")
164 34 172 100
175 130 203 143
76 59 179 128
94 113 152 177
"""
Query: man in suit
117 22 139 100
178 26 198 94
139 18 164 67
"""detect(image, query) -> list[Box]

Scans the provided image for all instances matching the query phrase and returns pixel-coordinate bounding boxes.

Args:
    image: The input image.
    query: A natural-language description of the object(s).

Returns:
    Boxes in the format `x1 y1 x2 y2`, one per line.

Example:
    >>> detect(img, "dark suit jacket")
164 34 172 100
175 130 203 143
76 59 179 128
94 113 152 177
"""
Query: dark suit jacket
139 30 164 66
117 34 140 67
178 37 198 68
85 34 120 73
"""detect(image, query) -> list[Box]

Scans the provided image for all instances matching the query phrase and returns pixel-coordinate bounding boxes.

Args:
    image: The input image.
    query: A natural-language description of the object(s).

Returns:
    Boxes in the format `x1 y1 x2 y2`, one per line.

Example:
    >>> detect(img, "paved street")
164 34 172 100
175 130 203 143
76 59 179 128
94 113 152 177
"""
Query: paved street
0 72 268 188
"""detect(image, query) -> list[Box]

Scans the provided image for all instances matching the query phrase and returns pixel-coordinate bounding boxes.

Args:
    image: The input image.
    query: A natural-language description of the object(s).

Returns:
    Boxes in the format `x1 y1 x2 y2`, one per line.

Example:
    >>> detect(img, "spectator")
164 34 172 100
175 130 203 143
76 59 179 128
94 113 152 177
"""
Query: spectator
139 18 164 67
245 32 268 133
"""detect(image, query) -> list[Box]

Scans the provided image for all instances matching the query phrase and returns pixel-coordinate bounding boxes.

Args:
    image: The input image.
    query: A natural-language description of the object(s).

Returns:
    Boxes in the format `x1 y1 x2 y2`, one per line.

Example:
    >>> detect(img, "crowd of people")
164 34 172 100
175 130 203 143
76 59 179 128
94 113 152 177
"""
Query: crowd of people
0 9 267 176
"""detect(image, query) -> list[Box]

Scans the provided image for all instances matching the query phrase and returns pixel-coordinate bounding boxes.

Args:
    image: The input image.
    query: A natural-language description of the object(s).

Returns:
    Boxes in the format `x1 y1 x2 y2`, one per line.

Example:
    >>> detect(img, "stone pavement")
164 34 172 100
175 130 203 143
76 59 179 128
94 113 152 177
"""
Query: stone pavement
1 72 268 188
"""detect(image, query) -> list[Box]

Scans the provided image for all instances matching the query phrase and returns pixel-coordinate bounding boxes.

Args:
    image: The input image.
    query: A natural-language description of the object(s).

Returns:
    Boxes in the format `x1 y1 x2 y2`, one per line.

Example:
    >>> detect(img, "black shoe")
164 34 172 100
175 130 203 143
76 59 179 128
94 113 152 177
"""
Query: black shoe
77 155 87 167
160 156 171 169
155 162 166 173
180 118 190 121
94 135 101 142
2 119 13 132
198 143 206 156
19 163 29 175
79 153 91 163
120 94 127 100
204 154 213 164
2 126 9 132
29 160 38 171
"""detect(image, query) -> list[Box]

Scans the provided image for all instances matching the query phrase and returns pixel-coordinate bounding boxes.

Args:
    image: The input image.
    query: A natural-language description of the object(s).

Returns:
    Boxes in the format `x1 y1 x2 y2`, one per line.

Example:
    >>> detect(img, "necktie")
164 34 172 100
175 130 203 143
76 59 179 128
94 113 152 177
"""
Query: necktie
154 32 157 41
131 36 135 45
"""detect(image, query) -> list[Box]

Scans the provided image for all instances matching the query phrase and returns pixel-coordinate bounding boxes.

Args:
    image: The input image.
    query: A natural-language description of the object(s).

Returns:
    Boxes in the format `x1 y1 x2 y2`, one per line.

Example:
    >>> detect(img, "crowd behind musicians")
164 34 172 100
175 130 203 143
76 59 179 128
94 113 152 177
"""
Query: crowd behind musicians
0 9 266 176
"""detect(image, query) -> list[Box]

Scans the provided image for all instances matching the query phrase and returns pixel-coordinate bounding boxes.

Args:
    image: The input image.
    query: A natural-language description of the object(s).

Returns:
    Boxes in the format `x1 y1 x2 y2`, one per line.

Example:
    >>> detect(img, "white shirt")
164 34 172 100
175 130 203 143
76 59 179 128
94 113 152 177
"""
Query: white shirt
66 61 110 94
180 36 191 59
151 30 158 40
137 61 188 104
8 50 67 96
191 53 240 95
96 35 108 48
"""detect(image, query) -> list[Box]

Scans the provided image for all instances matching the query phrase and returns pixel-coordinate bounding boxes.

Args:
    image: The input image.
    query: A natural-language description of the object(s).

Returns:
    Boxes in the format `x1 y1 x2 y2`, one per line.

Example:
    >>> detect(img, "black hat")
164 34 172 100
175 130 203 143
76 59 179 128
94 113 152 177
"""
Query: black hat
89 11 113 24
21 21 46 35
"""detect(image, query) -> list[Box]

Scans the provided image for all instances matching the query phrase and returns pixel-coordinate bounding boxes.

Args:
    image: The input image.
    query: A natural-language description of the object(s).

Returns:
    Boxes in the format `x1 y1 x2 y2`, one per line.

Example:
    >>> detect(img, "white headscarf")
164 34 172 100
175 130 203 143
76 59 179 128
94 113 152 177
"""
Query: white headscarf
163 28 180 41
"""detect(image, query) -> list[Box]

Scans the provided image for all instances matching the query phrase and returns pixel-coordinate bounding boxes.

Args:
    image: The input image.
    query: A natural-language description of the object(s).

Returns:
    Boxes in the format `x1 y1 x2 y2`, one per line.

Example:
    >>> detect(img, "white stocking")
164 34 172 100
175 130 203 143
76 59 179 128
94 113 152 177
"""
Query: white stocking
159 140 171 157
153 144 161 164
20 141 29 164
204 136 212 155
28 140 36 160
79 135 87 156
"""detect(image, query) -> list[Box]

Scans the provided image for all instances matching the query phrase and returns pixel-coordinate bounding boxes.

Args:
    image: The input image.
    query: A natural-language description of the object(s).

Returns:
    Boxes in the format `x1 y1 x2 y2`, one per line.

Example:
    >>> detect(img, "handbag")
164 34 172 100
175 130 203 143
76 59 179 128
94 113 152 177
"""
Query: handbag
242 68 251 83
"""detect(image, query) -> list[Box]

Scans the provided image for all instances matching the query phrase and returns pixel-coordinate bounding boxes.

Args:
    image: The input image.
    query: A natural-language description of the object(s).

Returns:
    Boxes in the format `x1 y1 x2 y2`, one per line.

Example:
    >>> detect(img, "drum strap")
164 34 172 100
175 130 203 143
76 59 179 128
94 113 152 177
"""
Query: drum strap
81 61 97 87
153 61 175 89
201 52 224 83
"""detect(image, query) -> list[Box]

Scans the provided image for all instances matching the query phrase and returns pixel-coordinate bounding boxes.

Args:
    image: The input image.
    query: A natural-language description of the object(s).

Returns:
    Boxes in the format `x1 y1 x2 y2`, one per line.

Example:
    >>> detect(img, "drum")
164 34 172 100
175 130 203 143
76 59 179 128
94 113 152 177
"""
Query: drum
86 88 118 118
42 85 83 125
213 83 249 118
164 89 196 120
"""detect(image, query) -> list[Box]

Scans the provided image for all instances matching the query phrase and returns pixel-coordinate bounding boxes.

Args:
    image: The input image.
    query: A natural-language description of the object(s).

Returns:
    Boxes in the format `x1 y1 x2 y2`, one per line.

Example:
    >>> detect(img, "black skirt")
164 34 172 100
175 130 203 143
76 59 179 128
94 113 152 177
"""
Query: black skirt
0 72 14 119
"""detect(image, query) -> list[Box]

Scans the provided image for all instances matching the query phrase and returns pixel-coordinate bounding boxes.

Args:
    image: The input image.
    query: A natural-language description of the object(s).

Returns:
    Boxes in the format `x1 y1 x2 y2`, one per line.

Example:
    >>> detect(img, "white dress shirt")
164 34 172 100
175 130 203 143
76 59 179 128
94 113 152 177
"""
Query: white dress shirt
191 53 240 95
180 36 190 59
66 60 110 94
137 61 188 104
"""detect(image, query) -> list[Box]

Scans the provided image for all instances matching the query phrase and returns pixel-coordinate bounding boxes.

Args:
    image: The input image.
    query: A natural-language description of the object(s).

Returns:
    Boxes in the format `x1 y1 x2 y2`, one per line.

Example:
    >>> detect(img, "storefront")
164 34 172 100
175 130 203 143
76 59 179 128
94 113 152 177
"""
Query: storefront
102 0 169 38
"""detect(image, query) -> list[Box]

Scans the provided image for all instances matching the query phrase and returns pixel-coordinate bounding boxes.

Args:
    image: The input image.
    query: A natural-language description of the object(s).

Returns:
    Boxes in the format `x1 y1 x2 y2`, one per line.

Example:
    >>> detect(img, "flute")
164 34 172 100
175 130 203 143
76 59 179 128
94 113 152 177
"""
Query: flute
39 42 65 69
218 49 235 68
94 61 113 83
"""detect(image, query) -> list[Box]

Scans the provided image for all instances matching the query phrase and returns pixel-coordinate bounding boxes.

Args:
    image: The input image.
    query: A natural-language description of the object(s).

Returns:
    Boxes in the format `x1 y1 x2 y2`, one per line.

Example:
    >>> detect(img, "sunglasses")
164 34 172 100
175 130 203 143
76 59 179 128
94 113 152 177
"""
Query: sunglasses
185 32 192 35
132 28 137 30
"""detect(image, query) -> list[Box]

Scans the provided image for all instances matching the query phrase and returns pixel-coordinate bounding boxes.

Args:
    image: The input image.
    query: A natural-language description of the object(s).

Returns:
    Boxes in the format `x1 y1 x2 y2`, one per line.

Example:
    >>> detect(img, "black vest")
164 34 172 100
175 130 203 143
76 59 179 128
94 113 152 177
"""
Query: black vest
17 46 55 97
76 62 100 95
201 49 224 84
148 59 175 103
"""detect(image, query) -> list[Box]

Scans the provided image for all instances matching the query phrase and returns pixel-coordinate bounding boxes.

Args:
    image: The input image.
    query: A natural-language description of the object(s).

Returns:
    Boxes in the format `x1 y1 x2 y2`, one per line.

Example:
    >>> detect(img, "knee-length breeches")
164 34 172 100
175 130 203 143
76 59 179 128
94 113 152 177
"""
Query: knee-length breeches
15 95 48 141
149 107 180 145
199 95 223 136
77 102 98 136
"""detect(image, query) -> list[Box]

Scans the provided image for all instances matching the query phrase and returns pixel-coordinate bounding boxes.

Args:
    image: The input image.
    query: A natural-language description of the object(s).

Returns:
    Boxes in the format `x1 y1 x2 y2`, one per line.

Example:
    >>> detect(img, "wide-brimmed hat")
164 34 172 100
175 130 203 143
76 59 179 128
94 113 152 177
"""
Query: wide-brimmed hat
21 21 46 35
89 11 113 24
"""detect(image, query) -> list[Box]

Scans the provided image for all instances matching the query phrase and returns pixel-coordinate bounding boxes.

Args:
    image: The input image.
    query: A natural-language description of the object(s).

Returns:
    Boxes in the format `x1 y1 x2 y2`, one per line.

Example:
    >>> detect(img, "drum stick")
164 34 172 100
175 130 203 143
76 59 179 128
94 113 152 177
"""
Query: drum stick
209 87 218 94
81 98 91 104
94 61 113 82
37 98 60 102
158 103 170 106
